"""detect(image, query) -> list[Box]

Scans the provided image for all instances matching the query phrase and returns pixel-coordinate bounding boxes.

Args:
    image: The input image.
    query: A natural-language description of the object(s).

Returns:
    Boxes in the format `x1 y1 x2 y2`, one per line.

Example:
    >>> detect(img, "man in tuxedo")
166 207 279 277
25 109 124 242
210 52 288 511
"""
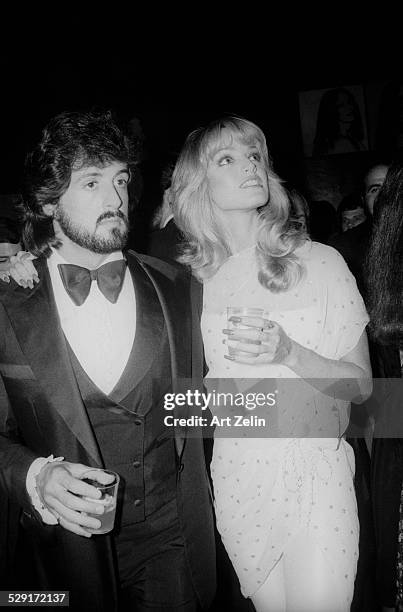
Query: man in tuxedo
0 110 215 611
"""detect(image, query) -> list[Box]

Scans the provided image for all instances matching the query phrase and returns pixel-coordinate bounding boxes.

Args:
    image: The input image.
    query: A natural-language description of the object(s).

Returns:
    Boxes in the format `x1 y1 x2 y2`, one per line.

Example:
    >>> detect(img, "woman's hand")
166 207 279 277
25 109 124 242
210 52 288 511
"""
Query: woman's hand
222 315 372 402
1 251 39 288
223 316 294 365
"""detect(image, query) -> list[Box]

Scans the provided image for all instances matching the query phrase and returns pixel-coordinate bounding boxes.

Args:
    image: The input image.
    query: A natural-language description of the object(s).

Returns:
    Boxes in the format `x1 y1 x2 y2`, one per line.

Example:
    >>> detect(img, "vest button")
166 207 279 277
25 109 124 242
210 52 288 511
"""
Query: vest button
134 419 142 426
132 460 141 468
134 499 143 507
178 463 184 473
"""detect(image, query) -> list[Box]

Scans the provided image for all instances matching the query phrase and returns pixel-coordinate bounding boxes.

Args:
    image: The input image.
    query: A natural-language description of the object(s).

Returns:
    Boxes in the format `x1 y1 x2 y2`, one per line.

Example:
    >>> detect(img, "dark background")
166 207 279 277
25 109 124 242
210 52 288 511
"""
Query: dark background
0 55 400 250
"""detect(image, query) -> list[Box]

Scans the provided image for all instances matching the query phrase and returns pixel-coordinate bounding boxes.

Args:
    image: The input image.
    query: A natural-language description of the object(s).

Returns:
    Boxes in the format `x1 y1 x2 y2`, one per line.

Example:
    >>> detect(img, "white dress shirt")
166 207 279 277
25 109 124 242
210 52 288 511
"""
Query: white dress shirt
47 248 136 394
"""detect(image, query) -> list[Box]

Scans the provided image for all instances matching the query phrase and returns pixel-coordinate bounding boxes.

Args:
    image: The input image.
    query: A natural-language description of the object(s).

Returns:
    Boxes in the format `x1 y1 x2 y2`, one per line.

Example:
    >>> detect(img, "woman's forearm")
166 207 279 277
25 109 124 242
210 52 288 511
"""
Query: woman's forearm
283 340 373 403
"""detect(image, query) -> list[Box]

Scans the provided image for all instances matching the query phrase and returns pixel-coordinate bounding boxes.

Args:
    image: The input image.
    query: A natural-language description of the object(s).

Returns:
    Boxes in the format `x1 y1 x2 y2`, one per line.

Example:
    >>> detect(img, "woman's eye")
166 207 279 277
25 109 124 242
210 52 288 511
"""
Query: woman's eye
249 152 261 162
85 181 97 189
116 177 129 186
218 156 233 166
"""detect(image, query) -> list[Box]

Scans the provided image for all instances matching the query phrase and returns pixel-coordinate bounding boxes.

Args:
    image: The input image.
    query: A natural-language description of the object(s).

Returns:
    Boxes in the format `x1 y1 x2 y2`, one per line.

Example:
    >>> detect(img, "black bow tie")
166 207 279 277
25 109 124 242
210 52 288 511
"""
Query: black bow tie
57 259 127 306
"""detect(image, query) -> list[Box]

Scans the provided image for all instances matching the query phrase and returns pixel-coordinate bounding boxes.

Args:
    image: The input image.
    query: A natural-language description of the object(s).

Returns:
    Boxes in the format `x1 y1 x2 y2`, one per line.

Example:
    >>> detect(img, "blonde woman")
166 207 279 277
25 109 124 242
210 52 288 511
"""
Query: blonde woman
170 116 372 612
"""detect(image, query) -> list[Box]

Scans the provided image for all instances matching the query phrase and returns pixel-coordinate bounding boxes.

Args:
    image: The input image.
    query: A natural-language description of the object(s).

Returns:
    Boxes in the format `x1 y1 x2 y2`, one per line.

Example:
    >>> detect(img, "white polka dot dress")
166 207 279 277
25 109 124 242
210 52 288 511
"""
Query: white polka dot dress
201 241 369 606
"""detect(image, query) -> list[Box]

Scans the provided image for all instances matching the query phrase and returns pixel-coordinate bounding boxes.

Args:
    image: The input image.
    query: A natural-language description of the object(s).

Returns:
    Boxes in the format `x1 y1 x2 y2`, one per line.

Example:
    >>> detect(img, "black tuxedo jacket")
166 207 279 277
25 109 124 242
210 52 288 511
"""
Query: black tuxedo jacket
147 219 185 264
0 250 215 611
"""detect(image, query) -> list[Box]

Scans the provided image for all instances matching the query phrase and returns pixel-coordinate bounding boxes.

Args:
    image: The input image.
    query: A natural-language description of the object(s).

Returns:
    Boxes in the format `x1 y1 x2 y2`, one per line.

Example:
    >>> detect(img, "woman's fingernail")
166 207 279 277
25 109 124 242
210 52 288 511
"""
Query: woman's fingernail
33 275 39 283
222 330 234 335
229 316 241 323
224 355 235 361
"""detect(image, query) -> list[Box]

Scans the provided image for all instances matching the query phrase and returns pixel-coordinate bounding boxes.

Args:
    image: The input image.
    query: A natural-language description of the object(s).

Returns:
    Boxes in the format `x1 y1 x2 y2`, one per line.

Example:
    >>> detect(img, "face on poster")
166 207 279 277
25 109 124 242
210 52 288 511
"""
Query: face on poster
299 85 369 157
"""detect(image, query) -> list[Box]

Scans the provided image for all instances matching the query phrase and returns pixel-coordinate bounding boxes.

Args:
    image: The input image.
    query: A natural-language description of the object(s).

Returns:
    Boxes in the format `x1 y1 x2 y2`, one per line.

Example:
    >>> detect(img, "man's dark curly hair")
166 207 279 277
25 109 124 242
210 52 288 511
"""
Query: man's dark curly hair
22 110 135 256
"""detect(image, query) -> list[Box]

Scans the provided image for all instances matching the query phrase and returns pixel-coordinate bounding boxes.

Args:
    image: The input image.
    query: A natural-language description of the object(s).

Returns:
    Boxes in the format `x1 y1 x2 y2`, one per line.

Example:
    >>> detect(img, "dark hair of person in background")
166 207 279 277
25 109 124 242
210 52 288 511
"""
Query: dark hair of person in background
313 87 365 156
366 162 403 347
307 200 338 244
21 110 135 258
0 217 21 245
0 217 22 276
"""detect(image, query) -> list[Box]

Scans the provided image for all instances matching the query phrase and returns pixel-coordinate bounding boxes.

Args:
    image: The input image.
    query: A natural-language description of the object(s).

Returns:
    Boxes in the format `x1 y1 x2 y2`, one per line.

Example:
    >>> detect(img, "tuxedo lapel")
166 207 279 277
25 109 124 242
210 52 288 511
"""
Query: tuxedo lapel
0 259 102 465
133 255 192 380
109 257 164 404
131 253 195 458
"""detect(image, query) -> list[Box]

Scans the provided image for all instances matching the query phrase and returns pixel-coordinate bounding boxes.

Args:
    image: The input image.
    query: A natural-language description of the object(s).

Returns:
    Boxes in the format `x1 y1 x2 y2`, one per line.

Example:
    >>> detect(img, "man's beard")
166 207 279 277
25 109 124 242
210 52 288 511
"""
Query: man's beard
55 209 129 254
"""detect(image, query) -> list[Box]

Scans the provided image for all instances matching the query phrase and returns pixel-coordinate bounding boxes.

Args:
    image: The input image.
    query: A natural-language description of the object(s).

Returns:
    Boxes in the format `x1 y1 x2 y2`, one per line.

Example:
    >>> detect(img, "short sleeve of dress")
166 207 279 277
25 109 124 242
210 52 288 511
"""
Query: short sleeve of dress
315 245 369 359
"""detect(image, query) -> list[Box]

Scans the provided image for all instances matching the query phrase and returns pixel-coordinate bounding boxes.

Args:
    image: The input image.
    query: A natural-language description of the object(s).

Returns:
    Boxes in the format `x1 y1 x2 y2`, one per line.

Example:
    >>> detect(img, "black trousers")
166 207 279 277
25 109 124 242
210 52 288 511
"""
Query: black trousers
116 499 198 611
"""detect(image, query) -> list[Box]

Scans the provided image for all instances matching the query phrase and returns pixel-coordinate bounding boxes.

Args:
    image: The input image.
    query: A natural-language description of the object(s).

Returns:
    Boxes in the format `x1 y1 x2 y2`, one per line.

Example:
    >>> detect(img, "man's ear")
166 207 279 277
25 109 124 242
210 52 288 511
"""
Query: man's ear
42 203 56 217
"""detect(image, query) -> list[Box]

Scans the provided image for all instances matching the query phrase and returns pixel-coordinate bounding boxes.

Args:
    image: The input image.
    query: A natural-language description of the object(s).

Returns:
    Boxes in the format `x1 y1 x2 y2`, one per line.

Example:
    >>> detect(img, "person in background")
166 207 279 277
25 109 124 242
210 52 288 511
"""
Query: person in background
365 162 403 612
0 110 215 612
320 165 388 612
364 164 391 217
328 162 390 611
288 188 310 234
0 217 22 281
337 193 367 234
313 87 366 156
0 216 24 587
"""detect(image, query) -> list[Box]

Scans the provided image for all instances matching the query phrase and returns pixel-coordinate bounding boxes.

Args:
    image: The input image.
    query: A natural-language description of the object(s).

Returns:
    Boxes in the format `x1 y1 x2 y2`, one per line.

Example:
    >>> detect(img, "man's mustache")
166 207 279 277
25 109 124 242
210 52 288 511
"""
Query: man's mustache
96 210 128 225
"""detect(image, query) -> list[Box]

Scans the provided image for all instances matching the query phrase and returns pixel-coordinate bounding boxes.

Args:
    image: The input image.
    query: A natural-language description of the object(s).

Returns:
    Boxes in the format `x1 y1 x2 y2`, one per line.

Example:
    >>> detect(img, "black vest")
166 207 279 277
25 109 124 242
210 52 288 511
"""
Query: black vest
66 269 178 528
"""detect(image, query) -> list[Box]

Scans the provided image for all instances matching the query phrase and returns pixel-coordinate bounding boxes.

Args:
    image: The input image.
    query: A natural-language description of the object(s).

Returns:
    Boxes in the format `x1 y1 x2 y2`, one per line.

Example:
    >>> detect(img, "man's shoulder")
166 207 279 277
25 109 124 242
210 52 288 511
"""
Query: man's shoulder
329 221 371 250
126 250 190 282
0 257 48 304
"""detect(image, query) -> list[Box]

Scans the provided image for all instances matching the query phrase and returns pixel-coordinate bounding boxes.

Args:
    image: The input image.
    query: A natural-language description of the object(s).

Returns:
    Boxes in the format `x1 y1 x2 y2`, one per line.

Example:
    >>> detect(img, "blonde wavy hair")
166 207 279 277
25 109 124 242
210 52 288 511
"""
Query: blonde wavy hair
170 116 306 292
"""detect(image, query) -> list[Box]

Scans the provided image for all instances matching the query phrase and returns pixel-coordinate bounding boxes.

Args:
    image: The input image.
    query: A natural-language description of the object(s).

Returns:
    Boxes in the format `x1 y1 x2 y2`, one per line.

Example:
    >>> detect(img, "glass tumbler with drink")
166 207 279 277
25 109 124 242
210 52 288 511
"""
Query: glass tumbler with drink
80 468 120 534
226 306 265 359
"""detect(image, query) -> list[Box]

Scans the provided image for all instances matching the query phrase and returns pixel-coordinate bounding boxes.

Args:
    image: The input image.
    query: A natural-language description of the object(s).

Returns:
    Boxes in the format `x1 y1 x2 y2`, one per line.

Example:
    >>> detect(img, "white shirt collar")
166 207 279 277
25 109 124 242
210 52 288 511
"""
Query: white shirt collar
48 248 125 267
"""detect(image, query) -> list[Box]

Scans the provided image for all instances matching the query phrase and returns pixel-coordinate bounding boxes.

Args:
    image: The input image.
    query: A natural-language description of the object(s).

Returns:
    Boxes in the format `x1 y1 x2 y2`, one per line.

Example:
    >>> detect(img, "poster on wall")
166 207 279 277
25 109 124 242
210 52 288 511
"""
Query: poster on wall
299 85 369 157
